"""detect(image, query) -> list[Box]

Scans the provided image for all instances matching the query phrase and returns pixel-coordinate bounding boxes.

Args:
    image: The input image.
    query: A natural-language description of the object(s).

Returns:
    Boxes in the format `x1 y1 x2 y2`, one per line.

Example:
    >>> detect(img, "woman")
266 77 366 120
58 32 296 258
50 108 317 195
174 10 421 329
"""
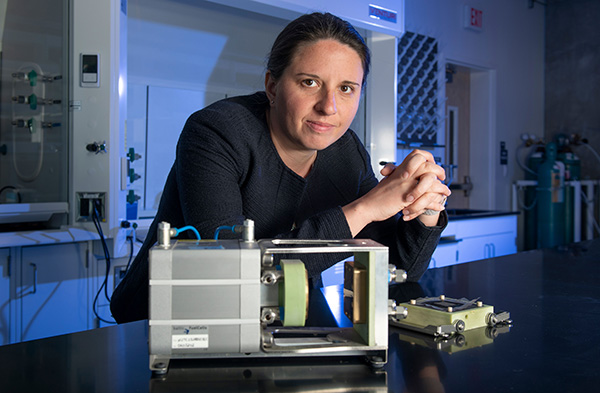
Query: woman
110 12 451 324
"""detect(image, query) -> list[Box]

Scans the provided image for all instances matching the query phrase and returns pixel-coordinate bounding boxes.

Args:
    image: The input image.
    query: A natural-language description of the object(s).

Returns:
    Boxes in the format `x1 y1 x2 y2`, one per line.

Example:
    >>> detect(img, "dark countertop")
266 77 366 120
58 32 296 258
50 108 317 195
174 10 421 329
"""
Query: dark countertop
1 239 599 392
390 240 600 392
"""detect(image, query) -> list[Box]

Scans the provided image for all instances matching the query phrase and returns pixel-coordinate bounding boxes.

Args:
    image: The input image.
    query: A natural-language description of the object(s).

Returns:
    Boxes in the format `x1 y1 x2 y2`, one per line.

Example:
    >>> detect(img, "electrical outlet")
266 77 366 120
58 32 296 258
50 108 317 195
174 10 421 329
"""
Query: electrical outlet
114 266 127 289
76 192 106 222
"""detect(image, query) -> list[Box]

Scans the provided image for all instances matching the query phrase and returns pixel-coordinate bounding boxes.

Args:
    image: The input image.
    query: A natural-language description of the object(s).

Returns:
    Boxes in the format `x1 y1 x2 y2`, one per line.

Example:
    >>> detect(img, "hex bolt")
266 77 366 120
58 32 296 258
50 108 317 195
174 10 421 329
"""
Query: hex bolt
261 271 277 285
388 264 407 283
261 308 277 324
262 253 274 267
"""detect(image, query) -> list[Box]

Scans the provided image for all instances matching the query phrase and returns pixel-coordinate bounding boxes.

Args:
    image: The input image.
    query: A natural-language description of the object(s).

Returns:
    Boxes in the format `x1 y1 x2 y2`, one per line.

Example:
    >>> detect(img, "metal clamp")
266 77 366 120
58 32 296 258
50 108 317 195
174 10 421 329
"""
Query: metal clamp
486 311 512 326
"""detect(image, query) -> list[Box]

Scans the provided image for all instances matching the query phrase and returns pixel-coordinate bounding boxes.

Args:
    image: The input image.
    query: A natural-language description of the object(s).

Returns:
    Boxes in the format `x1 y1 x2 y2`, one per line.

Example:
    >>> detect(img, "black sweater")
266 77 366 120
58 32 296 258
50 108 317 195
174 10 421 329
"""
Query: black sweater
110 92 447 323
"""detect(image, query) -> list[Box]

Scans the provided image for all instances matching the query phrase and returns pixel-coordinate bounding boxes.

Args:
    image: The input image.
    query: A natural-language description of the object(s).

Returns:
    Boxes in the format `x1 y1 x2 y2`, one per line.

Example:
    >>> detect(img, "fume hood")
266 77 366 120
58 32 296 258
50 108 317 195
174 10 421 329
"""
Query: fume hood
0 0 444 248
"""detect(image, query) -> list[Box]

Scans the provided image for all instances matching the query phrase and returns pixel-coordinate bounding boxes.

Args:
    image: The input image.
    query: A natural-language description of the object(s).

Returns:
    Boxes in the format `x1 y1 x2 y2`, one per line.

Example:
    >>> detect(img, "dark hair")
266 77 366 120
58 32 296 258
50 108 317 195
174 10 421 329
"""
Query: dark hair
267 12 371 87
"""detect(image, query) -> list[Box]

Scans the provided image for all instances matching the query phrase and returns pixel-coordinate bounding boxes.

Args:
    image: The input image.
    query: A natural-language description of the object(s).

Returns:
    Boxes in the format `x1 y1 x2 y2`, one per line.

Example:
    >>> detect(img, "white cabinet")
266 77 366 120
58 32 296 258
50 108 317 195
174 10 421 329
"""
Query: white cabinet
457 232 517 263
18 243 90 342
0 248 9 345
0 227 140 345
431 214 518 268
431 240 460 268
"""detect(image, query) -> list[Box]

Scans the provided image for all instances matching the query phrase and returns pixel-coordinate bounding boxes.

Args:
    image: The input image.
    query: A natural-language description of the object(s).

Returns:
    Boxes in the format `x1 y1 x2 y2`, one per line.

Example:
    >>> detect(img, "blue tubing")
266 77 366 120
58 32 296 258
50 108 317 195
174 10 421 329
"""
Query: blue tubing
175 225 201 240
214 225 236 240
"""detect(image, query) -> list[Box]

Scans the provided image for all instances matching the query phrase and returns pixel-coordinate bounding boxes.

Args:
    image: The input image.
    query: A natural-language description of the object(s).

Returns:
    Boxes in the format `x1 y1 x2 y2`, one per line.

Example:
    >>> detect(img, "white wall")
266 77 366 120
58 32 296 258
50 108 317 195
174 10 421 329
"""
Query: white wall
404 0 545 211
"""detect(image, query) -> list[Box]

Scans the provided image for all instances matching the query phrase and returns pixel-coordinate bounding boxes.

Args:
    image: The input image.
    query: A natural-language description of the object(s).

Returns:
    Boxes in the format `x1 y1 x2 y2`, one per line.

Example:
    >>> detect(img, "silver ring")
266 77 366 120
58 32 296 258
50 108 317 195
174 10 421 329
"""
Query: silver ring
422 196 447 216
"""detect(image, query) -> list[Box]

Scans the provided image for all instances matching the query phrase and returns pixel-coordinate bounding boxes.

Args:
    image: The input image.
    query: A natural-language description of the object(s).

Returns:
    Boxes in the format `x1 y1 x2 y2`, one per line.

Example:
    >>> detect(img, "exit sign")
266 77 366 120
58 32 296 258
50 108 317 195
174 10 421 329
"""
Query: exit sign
464 6 483 32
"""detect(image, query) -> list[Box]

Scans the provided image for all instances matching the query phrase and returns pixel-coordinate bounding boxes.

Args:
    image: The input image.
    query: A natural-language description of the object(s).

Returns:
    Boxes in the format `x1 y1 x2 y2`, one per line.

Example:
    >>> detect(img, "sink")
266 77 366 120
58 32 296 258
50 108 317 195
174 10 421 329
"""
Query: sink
445 208 495 216
445 209 519 220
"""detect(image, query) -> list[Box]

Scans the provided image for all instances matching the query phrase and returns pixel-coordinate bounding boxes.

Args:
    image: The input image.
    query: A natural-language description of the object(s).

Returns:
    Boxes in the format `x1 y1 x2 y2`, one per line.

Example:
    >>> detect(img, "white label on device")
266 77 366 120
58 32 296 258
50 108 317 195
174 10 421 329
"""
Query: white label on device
172 334 208 349
171 325 208 349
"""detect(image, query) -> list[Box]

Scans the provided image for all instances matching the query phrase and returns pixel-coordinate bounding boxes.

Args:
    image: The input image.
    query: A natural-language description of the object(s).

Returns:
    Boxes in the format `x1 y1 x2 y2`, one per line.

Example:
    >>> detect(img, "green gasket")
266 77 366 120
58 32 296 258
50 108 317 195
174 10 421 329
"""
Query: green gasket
279 259 308 327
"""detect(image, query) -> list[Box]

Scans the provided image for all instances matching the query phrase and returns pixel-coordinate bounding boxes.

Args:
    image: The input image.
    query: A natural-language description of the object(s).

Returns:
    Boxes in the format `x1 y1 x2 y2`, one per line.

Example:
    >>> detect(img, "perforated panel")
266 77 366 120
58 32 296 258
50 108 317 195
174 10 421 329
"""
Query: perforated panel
396 32 444 147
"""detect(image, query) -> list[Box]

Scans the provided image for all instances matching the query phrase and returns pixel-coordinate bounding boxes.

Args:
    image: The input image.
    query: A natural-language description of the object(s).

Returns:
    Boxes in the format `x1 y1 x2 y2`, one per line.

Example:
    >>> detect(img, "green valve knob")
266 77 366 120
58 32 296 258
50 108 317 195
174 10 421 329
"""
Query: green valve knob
126 190 140 204
28 70 38 86
128 168 140 183
127 147 141 162
28 94 38 110
27 118 36 134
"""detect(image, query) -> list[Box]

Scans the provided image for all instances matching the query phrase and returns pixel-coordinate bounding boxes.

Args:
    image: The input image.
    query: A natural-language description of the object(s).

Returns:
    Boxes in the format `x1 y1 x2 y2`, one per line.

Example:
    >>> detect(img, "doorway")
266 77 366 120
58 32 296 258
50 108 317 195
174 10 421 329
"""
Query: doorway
444 62 495 210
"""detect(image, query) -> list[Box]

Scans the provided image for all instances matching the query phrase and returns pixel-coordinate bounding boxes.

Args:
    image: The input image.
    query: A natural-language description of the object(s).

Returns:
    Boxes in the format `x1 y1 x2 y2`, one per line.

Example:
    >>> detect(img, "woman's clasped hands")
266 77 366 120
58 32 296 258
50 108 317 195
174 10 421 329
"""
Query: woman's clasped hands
343 149 451 236
382 150 451 223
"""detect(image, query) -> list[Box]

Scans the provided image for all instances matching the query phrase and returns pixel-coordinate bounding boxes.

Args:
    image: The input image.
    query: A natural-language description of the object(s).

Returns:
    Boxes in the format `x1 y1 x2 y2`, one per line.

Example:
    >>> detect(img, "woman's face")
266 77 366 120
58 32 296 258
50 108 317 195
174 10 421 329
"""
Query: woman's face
266 39 364 154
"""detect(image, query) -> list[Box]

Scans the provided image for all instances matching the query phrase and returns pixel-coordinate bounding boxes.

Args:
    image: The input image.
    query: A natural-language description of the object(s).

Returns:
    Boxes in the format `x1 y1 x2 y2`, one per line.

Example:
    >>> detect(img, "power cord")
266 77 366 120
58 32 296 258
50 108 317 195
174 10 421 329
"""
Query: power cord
120 220 137 274
0 185 22 203
91 200 116 325
125 234 134 273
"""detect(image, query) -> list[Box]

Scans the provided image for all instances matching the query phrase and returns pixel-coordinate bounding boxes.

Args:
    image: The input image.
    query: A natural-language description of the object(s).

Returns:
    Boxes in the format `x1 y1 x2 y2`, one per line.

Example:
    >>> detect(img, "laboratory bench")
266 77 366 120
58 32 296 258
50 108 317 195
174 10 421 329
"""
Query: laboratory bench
431 209 519 268
1 238 599 392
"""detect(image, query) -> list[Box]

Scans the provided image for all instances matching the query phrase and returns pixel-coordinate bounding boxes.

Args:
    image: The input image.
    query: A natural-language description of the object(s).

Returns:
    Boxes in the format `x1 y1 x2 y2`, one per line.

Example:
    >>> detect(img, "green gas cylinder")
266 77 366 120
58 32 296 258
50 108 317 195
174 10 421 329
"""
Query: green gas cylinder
555 134 581 243
524 147 544 250
558 150 581 243
536 142 566 248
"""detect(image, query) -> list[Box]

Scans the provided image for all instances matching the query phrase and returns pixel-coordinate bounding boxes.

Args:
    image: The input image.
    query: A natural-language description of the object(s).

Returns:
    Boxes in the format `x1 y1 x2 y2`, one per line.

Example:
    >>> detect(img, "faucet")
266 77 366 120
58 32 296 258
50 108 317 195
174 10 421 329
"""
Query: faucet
449 175 474 197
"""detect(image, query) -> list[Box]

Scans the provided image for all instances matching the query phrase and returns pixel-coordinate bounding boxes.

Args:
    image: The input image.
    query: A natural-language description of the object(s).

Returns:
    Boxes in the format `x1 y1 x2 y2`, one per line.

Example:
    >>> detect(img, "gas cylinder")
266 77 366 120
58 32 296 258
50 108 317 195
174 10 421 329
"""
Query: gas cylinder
556 135 581 243
524 146 544 250
536 142 566 248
